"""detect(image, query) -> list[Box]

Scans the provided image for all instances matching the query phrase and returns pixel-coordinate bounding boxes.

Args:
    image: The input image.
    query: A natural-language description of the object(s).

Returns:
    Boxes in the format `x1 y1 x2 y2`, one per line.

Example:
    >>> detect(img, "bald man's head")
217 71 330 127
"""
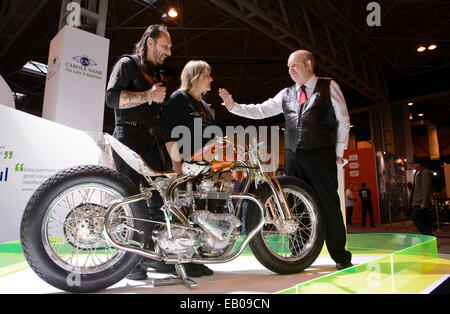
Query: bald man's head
287 50 315 84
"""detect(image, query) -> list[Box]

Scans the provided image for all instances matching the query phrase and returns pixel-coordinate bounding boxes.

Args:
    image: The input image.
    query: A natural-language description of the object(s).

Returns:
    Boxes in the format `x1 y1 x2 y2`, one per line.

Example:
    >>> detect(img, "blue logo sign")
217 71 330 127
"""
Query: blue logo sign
73 55 98 67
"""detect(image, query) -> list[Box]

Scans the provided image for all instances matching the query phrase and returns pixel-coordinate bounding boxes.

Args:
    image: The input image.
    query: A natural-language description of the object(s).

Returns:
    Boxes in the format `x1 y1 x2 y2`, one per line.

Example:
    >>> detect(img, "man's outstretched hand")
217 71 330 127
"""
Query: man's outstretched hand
218 88 235 110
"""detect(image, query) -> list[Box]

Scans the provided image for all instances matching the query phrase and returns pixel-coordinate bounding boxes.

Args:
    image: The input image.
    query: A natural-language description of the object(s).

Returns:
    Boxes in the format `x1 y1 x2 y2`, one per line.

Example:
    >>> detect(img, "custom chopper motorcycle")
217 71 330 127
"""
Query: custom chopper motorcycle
20 135 324 293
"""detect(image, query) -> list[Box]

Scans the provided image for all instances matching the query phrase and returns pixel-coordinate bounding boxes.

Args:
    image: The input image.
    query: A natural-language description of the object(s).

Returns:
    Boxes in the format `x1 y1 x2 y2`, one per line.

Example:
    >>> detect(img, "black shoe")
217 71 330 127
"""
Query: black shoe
141 258 176 274
126 264 148 280
182 263 204 277
336 261 354 270
198 264 214 276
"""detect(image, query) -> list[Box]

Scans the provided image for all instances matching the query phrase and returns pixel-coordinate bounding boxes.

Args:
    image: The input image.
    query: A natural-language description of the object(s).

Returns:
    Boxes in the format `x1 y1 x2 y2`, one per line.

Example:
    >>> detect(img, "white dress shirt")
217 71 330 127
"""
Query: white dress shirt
345 188 354 207
230 75 350 157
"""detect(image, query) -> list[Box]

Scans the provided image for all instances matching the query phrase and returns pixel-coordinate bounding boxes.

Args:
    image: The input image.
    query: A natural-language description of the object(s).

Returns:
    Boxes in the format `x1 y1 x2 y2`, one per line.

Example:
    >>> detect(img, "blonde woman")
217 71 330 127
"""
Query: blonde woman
164 60 215 174
163 60 215 277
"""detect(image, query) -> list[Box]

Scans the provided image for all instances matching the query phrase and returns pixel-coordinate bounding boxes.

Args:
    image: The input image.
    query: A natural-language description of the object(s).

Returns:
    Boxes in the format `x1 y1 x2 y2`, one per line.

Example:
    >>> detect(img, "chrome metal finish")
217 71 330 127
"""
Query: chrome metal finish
166 174 191 201
42 184 131 274
190 210 241 240
272 177 293 220
153 264 198 288
262 187 319 262
190 193 266 265
102 191 165 262
102 192 265 266
263 175 288 220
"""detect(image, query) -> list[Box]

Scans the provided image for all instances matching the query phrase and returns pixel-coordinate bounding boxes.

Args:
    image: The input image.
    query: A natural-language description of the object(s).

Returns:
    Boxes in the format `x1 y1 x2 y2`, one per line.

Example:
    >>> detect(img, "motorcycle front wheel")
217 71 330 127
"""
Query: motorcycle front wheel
246 176 325 274
20 165 150 293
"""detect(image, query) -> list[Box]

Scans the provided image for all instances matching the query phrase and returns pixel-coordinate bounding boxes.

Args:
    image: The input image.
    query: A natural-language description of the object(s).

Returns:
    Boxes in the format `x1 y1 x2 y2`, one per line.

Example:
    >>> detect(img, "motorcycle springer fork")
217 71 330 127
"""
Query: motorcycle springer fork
101 185 267 288
266 177 294 221
241 172 294 228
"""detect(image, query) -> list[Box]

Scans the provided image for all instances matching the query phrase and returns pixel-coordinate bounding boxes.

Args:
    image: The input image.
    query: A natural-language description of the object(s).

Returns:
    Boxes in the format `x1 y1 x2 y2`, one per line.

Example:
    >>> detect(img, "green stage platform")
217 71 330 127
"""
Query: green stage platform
277 233 450 294
1 233 449 294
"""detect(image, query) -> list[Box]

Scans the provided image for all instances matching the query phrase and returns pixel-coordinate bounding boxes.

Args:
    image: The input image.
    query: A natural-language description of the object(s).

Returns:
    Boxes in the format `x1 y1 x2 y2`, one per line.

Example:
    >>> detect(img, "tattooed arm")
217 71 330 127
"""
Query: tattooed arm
105 57 167 109
118 89 152 109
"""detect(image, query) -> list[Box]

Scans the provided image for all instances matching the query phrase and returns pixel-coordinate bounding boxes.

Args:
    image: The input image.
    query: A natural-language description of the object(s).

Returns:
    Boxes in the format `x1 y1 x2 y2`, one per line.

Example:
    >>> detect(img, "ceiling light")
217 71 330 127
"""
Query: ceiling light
167 7 178 18
417 46 426 52
13 92 26 100
408 102 413 106
428 44 437 50
418 113 424 117
409 114 413 120
350 124 354 128
21 60 47 76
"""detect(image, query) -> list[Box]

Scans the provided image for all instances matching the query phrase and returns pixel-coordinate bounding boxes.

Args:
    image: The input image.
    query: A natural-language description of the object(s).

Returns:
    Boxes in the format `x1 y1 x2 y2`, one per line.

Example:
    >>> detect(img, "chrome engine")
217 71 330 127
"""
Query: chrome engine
156 227 201 255
191 210 241 240
155 210 241 256
191 210 241 254
155 179 242 256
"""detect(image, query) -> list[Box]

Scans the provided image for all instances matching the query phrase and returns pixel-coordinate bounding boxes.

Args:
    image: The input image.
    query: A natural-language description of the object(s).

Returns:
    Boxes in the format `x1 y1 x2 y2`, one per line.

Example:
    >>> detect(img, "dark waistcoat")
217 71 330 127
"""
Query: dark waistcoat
282 78 337 152
115 54 163 128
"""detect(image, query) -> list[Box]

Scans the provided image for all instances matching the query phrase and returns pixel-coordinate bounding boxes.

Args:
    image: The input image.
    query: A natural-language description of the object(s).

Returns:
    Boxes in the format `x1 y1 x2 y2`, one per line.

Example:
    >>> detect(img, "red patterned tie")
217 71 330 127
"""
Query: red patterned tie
298 84 307 104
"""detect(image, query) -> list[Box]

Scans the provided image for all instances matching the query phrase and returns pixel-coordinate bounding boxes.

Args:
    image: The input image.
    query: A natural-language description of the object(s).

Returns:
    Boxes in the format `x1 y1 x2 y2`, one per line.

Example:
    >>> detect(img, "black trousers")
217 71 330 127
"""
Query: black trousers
361 202 375 227
346 206 354 226
285 148 352 264
411 205 432 235
112 125 166 248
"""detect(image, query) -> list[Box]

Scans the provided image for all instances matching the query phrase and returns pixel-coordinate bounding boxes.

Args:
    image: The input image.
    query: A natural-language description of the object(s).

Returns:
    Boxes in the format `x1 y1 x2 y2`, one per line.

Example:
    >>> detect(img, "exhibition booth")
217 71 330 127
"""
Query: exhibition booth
0 23 449 295
1 103 449 294
343 147 410 227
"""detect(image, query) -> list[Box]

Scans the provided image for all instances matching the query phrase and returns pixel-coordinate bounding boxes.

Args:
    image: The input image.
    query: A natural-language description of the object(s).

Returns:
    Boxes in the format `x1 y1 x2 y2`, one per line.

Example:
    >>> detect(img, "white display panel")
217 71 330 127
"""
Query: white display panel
42 25 109 133
0 105 103 243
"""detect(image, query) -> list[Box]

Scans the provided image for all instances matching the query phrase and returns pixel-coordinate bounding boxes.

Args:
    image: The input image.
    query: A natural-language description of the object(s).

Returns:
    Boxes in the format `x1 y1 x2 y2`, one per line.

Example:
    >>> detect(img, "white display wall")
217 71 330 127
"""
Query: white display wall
0 105 106 243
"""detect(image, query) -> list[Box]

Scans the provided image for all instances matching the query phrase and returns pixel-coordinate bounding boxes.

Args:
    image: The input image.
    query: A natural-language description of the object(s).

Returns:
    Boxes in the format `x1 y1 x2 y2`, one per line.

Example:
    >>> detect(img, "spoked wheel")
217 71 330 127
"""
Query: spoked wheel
45 184 132 273
246 176 325 274
20 166 150 293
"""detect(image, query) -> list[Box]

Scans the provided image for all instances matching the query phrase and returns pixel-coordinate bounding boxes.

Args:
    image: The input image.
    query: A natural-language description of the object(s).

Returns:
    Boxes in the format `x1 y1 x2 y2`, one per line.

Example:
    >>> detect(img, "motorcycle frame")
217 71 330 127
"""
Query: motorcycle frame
102 134 290 265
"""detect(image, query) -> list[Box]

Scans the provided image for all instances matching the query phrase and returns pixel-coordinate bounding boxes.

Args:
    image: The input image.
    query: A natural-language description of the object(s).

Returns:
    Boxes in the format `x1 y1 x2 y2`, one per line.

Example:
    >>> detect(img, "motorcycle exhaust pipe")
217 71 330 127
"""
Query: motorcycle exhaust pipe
160 193 266 265
102 191 165 262
190 193 266 265
102 192 266 265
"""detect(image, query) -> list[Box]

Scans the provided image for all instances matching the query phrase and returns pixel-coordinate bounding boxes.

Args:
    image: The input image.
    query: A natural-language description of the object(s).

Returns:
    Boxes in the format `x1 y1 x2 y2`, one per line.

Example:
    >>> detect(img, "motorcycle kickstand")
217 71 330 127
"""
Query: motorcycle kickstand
152 264 198 289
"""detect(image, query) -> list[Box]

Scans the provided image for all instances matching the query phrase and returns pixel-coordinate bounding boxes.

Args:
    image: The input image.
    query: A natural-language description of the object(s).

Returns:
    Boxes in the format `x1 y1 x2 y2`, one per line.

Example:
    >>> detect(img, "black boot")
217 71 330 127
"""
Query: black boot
141 258 175 273
180 263 214 277
126 264 148 280
198 264 214 276
182 263 204 277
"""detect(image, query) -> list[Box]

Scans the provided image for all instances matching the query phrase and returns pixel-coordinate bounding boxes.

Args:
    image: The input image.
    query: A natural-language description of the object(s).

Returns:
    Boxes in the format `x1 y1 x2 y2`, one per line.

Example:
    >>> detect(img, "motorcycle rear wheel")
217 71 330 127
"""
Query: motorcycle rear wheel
246 176 325 274
20 165 150 293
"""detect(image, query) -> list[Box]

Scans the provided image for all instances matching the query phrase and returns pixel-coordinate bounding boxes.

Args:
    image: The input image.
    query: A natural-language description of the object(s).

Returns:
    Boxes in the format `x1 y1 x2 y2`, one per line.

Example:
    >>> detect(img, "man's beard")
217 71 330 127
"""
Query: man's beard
153 49 166 65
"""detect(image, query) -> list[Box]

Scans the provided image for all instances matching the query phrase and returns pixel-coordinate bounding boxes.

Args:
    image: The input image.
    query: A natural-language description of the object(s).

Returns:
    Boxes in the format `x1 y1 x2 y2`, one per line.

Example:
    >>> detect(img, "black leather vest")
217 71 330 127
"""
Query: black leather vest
282 78 337 152
115 54 164 129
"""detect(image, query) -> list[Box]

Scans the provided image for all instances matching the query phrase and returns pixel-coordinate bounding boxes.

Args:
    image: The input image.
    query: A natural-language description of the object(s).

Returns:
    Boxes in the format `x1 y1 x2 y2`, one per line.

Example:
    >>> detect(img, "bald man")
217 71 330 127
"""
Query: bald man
219 50 352 270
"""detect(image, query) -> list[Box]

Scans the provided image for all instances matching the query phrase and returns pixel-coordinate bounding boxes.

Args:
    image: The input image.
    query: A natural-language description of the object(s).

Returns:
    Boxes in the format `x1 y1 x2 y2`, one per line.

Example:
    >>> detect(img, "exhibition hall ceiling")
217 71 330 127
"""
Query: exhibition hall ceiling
0 0 449 137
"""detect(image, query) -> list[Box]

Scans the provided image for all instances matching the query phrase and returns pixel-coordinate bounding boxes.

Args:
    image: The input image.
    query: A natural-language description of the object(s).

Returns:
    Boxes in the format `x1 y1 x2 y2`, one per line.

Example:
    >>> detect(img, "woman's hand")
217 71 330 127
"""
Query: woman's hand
171 160 183 175
165 141 183 174
208 104 215 120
